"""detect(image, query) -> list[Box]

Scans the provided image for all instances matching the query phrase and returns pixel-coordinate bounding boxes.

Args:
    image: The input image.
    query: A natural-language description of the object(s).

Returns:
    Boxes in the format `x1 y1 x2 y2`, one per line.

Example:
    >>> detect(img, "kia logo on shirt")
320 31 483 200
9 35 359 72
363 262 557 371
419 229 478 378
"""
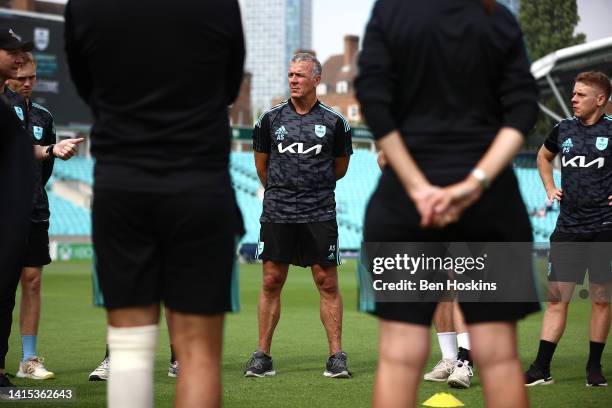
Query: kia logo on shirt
561 156 604 169
278 143 322 155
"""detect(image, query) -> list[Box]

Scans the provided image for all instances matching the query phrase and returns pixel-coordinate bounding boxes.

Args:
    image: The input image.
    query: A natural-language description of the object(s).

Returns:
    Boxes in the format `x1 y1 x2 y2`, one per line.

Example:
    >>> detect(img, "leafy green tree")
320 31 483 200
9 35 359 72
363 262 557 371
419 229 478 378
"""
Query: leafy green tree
519 0 586 61
518 0 586 148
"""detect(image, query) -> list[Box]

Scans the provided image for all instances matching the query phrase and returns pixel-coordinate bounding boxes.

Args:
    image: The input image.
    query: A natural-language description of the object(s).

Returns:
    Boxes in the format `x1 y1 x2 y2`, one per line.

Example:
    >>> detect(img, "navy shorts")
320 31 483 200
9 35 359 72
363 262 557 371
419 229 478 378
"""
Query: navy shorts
22 221 51 267
93 188 243 314
257 220 340 268
548 229 612 284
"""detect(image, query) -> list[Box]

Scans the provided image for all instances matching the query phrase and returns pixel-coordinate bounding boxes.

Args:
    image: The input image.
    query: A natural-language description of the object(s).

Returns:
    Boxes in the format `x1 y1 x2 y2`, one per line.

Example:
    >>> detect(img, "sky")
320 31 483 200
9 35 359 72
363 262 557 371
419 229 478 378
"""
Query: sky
313 0 612 64
38 0 612 63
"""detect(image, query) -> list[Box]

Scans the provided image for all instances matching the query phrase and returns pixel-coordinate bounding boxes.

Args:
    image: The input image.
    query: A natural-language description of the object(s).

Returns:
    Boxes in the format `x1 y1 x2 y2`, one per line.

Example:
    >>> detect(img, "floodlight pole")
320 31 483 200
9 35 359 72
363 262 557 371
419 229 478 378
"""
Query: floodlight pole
538 102 564 122
546 74 572 118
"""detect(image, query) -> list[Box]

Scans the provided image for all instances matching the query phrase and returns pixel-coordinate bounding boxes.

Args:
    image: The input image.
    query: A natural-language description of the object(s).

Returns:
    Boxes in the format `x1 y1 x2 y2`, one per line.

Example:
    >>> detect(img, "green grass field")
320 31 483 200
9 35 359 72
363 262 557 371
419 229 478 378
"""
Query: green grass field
4 259 611 407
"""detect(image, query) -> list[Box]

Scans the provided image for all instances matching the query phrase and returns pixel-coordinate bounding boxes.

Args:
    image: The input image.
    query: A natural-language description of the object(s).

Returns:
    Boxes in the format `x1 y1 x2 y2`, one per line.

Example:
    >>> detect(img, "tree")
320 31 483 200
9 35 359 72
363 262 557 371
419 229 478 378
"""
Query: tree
519 0 586 61
519 0 586 148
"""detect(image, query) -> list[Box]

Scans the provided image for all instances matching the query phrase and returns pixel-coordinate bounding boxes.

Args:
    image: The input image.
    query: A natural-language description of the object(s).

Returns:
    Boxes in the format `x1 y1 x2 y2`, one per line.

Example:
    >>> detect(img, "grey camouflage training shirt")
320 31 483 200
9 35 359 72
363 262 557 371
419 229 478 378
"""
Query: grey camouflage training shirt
253 100 353 223
544 114 612 233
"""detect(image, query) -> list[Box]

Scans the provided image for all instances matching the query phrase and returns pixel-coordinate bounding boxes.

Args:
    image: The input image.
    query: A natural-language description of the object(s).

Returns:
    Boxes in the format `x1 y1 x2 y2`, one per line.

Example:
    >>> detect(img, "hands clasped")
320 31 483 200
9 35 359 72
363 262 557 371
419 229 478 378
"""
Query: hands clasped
410 177 484 229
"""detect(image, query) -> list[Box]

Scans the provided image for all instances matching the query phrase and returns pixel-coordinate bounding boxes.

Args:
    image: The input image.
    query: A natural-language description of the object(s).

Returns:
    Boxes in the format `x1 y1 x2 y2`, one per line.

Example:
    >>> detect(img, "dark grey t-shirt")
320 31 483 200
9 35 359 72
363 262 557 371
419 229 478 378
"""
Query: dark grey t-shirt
3 89 55 222
544 114 612 233
253 100 353 223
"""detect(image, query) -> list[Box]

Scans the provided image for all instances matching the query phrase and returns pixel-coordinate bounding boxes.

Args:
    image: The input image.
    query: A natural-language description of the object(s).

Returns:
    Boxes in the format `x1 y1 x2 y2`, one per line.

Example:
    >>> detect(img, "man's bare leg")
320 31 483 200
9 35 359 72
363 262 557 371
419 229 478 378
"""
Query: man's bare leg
525 281 575 384
540 282 575 343
168 310 224 408
165 308 179 377
311 264 343 355
257 261 289 354
589 282 611 343
19 267 43 366
586 281 610 383
469 322 528 408
20 267 42 338
373 320 429 408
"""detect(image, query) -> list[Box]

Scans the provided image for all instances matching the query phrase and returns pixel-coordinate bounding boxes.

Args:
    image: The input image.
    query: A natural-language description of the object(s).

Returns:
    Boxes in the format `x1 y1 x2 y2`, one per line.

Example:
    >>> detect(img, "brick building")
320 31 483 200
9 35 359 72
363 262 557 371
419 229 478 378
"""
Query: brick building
230 72 252 126
317 35 361 124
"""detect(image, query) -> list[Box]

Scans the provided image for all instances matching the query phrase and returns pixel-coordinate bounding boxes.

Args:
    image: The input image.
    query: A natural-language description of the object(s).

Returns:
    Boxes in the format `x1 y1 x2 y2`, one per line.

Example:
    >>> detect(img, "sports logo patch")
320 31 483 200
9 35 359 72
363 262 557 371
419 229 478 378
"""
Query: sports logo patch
33 126 44 140
314 125 326 138
275 126 288 141
257 242 264 257
14 106 24 121
561 138 573 153
34 27 50 51
596 137 608 151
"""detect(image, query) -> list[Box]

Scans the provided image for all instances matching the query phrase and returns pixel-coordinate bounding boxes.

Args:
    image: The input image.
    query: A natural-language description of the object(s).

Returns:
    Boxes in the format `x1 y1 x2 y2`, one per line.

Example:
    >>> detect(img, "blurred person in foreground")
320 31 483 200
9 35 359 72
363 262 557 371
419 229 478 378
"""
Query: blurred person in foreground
356 1 540 407
378 152 475 389
0 26 33 394
5 52 83 381
64 0 245 406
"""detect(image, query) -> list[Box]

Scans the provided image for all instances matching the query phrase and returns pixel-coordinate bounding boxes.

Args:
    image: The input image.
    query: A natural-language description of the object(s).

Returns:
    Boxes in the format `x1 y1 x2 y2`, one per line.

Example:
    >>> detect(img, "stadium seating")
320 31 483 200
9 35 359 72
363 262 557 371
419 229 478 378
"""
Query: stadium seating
46 151 563 246
47 190 91 235
513 166 561 242
53 157 94 185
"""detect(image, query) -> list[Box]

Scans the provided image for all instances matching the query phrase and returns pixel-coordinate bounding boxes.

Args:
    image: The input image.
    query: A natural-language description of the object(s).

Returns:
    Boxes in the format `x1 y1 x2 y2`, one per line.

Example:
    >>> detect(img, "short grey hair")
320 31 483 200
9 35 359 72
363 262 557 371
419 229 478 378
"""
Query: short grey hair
23 52 35 66
290 52 322 78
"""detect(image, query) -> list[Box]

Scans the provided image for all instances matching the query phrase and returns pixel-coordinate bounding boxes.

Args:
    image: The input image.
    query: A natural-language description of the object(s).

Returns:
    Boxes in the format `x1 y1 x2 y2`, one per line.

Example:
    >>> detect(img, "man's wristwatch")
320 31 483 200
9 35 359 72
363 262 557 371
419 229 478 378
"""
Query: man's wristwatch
471 168 489 189
46 144 56 158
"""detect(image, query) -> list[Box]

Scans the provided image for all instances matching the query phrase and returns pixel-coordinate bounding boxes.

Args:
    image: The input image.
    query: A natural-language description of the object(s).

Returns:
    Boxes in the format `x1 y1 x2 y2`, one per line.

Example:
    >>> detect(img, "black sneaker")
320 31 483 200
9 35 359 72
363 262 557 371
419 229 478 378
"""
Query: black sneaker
244 350 275 377
524 364 554 387
324 351 351 378
586 366 608 387
0 373 18 400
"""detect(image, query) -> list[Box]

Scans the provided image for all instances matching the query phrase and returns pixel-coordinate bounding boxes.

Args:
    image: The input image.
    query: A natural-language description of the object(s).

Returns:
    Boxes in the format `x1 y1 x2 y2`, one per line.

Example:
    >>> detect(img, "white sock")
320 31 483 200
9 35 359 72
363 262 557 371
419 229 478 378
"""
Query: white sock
107 324 159 408
457 332 471 351
437 331 457 360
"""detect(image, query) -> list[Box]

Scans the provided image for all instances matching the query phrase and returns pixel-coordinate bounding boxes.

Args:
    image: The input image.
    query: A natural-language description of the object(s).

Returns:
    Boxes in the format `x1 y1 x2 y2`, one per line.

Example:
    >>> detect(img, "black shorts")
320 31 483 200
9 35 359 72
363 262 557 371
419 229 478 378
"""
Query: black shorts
92 188 243 314
22 221 51 267
362 168 540 326
548 229 612 284
257 220 340 268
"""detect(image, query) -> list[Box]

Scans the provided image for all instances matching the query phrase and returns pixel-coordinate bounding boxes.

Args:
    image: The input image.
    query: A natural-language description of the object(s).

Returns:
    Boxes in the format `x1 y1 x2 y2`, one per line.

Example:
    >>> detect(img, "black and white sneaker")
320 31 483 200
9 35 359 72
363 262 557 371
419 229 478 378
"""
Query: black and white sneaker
586 366 608 387
88 357 109 381
324 351 351 379
0 373 18 400
244 350 276 377
524 364 554 387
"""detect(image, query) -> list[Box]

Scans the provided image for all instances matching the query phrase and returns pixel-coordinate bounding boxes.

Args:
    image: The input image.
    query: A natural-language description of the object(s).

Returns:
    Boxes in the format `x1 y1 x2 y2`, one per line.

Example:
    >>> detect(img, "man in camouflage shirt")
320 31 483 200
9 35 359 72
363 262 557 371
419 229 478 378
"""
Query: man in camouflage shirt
246 53 353 378
525 71 612 388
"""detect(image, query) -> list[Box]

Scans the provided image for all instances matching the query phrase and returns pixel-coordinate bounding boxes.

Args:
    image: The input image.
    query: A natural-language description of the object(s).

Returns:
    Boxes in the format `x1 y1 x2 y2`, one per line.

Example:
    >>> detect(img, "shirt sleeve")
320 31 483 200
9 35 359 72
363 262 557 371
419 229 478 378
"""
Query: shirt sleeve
543 124 560 154
354 1 397 141
64 3 93 105
43 112 57 145
41 114 56 185
332 118 353 157
225 0 246 105
498 26 539 137
252 113 271 153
